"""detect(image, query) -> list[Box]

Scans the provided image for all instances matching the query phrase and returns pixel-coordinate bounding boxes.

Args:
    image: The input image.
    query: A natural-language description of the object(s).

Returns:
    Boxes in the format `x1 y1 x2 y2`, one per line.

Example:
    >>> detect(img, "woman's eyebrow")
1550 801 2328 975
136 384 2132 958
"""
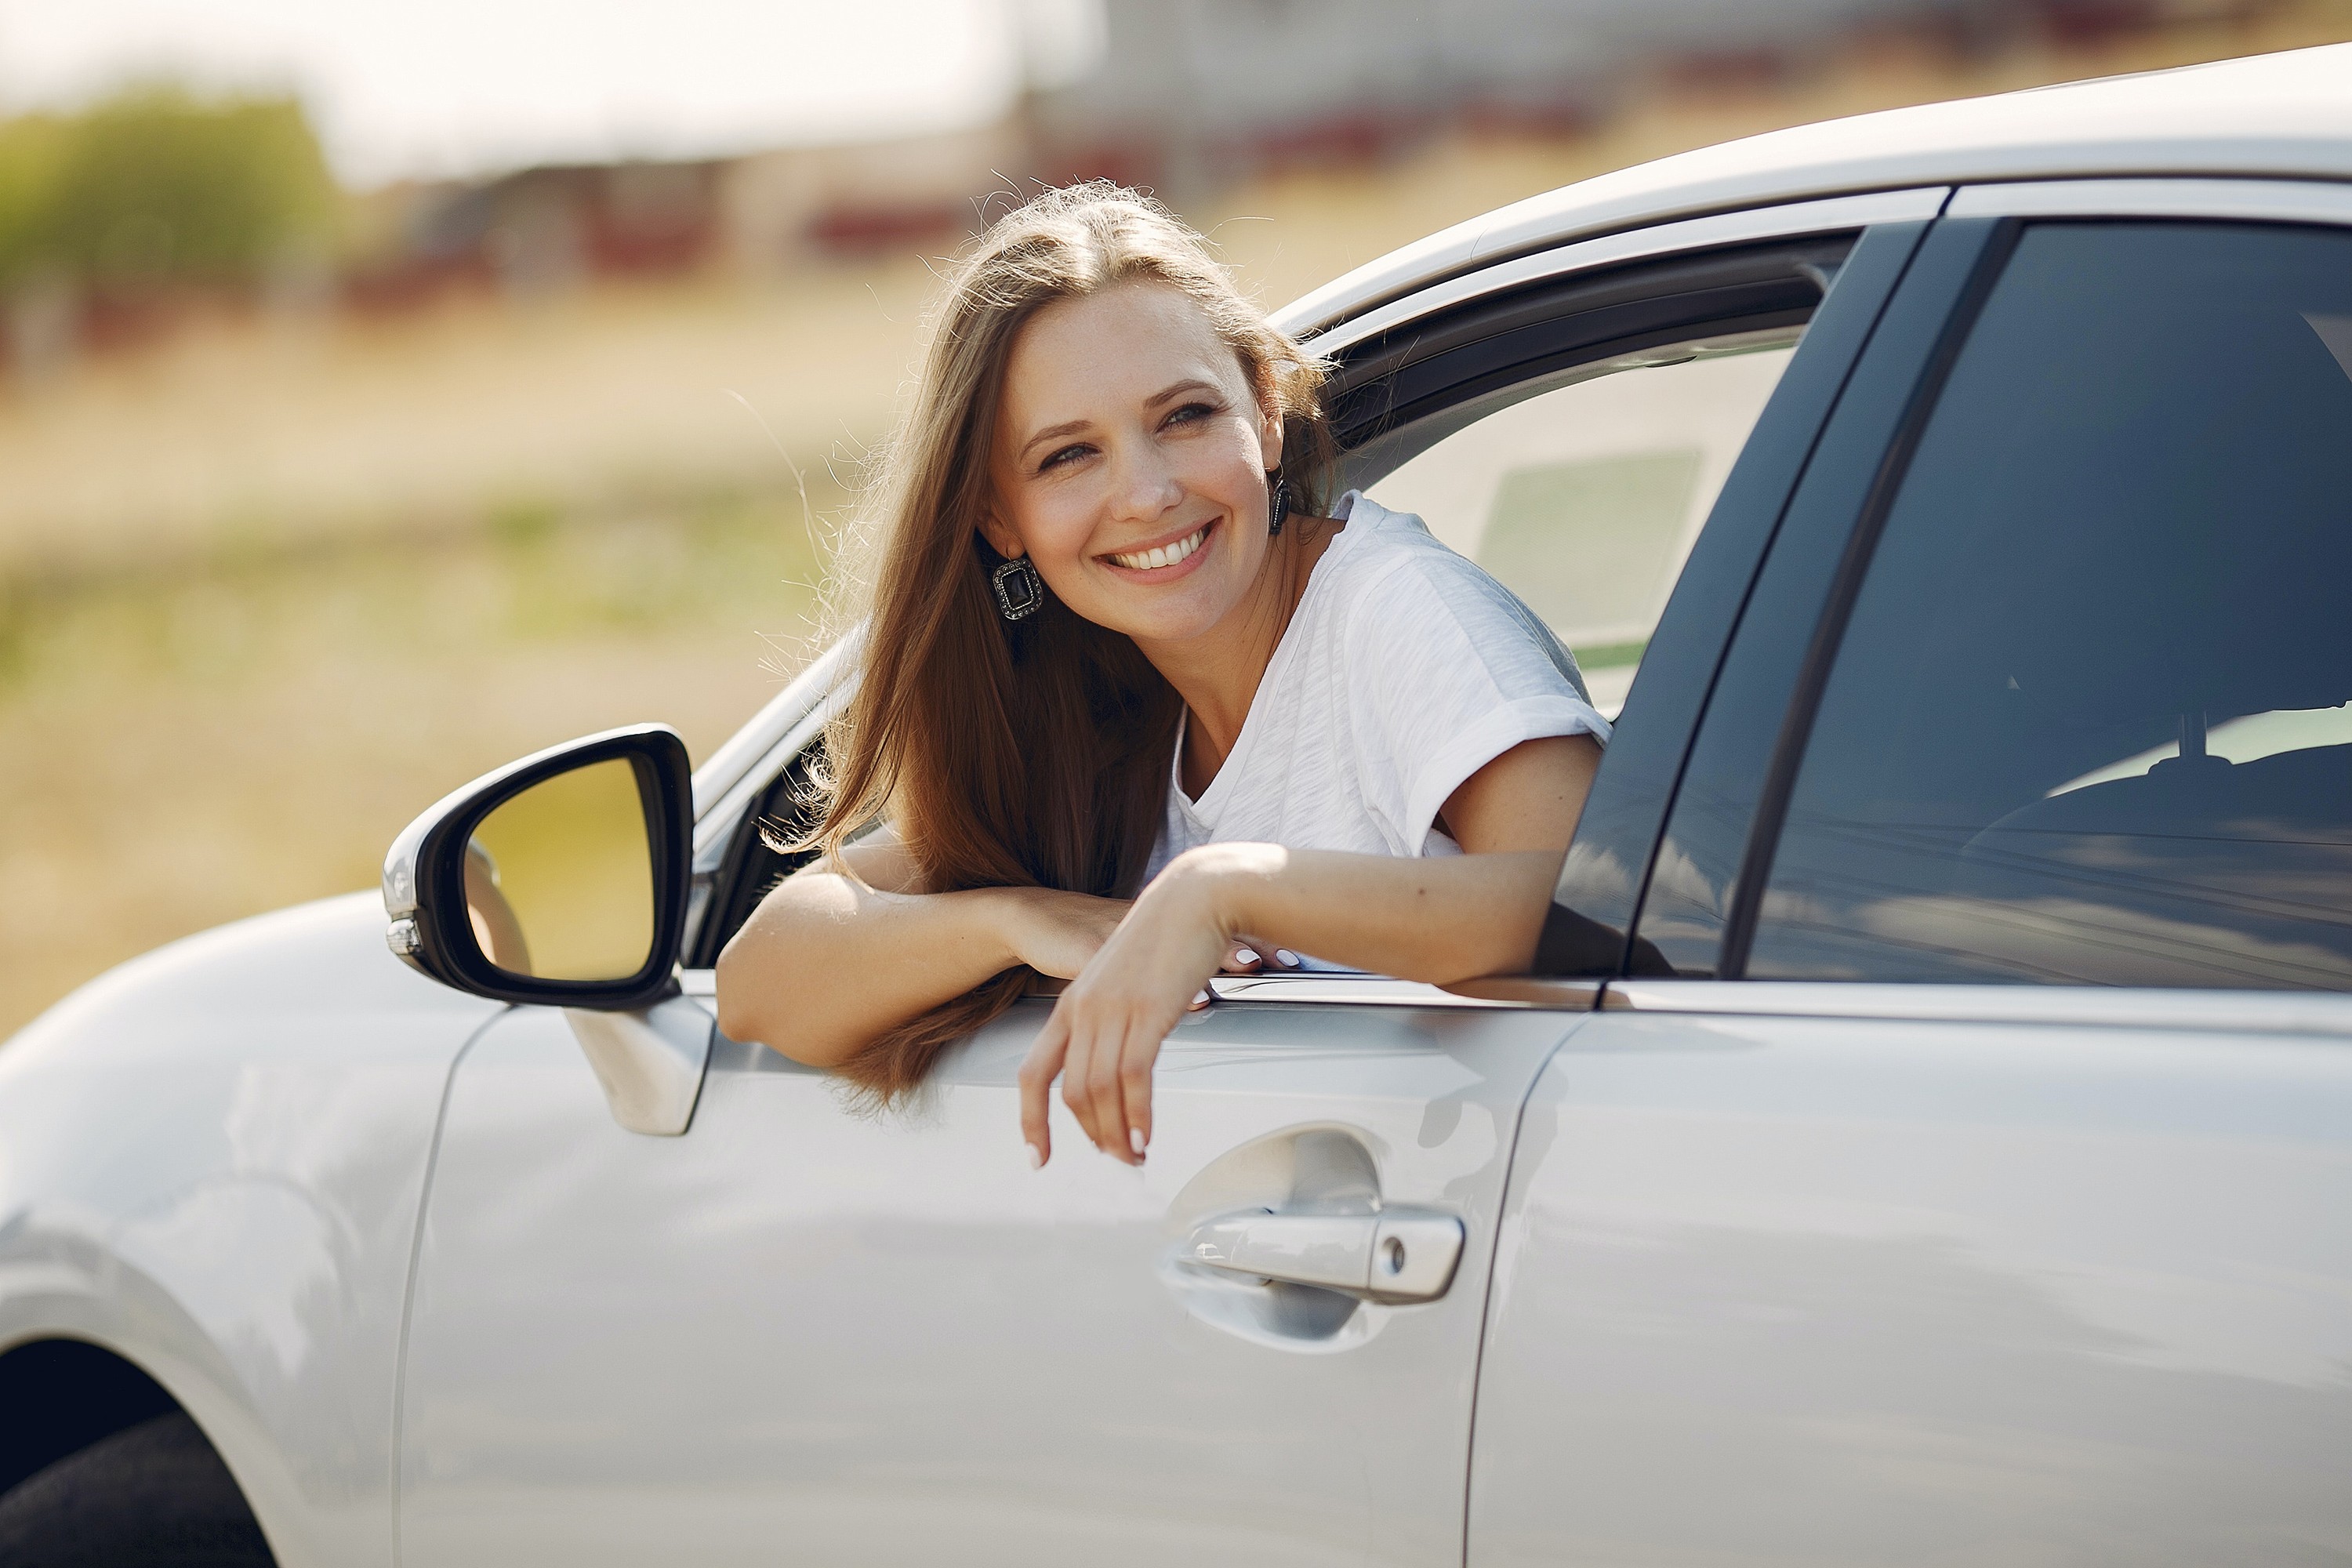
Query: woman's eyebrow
1017 417 1092 462
1147 378 1218 408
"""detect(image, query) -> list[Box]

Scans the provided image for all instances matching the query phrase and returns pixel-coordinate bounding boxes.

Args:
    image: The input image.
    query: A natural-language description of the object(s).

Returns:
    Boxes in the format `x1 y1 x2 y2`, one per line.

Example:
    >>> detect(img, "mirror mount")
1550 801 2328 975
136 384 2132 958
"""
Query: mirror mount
563 1000 710 1135
382 723 693 1012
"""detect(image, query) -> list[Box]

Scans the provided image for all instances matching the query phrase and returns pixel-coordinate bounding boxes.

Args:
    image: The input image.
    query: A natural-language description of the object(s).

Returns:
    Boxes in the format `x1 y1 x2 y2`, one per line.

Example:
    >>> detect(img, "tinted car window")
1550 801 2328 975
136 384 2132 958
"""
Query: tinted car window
1748 221 2352 988
1367 336 1795 717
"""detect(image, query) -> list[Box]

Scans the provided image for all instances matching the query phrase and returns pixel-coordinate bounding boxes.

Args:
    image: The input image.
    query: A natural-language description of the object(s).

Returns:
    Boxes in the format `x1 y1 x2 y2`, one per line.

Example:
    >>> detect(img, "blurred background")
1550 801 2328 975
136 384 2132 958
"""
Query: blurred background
3 0 2349 1037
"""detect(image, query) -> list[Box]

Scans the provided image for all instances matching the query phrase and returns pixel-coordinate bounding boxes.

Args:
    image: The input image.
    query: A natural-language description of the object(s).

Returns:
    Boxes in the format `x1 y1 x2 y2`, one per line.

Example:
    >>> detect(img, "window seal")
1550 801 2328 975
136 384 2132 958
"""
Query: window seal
1206 973 1602 1011
1324 238 1847 462
1599 978 2352 1036
1947 176 2352 228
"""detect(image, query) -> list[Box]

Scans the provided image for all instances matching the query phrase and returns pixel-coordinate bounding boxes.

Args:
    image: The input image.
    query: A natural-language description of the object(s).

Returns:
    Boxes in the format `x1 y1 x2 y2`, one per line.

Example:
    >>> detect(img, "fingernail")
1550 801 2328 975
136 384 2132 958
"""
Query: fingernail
1235 947 1258 965
1128 1128 1146 1156
1276 949 1301 967
1025 1144 1043 1171
1191 988 1211 1007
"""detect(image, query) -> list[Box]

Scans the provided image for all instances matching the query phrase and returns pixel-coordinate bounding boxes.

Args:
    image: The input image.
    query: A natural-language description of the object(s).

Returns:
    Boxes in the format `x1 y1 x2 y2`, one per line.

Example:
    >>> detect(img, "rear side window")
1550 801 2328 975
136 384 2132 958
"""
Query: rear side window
1749 221 2352 988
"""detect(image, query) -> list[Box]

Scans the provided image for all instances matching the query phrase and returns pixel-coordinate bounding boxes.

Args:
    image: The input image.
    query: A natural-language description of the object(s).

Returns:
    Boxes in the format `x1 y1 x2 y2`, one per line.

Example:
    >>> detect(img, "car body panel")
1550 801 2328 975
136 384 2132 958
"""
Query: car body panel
1468 1000 2352 1564
0 894 503 1568
397 994 1584 1566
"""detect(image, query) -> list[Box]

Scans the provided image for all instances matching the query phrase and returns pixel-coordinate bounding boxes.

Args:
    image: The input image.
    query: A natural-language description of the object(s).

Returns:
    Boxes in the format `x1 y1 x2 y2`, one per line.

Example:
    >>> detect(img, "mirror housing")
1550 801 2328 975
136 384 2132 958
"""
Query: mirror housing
383 724 692 1011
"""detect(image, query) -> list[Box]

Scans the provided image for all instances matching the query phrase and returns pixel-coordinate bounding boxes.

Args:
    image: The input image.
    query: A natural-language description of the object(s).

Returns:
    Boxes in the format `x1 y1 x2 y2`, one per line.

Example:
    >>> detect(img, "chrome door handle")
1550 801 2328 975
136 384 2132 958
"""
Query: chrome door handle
1182 1209 1465 1303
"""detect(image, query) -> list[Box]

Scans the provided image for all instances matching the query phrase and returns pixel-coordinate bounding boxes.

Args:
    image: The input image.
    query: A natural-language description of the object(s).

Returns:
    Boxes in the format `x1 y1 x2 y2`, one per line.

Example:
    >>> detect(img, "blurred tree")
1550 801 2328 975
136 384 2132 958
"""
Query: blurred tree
0 84 340 294
0 114 71 288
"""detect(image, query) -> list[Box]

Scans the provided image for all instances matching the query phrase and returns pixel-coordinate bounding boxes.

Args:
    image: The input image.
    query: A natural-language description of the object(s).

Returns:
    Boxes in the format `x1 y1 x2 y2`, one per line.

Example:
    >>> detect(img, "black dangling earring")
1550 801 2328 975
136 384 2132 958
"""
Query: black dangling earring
991 554 1045 622
1267 472 1290 537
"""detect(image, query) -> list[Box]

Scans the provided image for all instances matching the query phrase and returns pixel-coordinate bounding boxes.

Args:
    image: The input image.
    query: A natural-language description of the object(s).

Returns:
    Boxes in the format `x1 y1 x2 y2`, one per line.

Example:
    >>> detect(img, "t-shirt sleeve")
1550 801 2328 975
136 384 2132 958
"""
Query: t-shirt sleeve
1340 548 1611 855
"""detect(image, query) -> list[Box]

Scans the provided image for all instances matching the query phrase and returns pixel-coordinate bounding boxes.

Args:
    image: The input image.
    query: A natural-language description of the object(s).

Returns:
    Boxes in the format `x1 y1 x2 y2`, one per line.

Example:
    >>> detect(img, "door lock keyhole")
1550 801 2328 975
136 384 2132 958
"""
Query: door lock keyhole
1381 1236 1407 1276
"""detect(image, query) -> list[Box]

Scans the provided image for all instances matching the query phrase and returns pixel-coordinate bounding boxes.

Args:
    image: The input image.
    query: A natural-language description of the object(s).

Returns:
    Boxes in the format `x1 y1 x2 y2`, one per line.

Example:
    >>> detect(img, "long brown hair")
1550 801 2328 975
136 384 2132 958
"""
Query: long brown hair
796 181 1336 1102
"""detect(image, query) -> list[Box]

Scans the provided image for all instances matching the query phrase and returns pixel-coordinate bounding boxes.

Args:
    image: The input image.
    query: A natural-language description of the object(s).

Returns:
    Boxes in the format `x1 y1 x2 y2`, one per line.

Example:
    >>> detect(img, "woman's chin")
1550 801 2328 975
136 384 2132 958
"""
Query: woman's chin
1080 586 1238 648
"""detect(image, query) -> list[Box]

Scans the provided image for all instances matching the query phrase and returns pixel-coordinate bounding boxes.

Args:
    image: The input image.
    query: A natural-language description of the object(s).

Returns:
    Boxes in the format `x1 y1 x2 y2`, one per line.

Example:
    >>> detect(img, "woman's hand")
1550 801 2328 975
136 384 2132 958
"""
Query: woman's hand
1018 844 1275 1167
1009 734 1597 1167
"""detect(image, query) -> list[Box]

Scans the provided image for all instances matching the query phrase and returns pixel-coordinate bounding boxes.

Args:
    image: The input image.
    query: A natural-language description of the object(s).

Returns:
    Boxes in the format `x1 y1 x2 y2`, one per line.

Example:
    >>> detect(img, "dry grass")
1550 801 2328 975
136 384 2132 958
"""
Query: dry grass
0 266 924 582
4 3 2349 1039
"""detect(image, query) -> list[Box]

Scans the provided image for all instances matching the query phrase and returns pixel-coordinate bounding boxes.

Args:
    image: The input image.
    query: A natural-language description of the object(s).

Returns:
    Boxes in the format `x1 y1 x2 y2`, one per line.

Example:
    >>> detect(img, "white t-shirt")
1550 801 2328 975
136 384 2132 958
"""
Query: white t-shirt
1144 491 1610 883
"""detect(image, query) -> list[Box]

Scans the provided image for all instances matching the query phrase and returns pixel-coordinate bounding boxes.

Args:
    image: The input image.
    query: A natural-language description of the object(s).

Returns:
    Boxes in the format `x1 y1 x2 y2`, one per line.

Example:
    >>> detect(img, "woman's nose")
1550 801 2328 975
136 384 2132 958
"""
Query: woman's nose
1105 442 1183 523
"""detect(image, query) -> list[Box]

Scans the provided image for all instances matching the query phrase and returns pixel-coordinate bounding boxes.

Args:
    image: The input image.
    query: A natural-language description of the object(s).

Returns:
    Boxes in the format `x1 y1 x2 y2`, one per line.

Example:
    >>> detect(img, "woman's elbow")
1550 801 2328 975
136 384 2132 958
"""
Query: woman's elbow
713 943 852 1068
714 934 792 1051
711 942 770 1047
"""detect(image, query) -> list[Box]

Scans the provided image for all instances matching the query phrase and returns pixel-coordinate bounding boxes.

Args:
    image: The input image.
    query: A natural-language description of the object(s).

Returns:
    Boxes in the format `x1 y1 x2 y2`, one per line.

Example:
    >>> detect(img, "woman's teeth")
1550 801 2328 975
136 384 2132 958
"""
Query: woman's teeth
1109 524 1207 572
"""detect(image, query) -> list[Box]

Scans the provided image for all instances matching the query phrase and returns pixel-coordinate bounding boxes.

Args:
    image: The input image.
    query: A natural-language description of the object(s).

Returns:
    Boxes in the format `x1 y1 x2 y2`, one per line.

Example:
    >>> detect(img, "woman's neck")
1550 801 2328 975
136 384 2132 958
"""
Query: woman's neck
1138 514 1342 798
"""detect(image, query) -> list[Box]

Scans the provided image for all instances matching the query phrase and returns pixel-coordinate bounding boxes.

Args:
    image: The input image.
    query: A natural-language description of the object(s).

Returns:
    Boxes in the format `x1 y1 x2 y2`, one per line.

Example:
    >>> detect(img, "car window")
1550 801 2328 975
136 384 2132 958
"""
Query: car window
1747 221 2352 988
684 742 824 968
1365 332 1795 717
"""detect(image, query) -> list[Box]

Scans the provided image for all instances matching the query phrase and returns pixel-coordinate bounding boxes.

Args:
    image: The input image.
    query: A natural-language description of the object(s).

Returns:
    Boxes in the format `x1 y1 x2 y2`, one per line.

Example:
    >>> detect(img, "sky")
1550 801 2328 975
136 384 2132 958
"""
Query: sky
0 0 1104 186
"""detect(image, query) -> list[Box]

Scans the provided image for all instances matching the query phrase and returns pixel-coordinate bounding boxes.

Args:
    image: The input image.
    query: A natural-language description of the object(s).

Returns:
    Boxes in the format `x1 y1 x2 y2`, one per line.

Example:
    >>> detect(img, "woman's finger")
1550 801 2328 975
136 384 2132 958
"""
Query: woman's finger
1119 1019 1161 1160
1082 1014 1133 1162
1058 1010 1103 1156
1018 1014 1069 1167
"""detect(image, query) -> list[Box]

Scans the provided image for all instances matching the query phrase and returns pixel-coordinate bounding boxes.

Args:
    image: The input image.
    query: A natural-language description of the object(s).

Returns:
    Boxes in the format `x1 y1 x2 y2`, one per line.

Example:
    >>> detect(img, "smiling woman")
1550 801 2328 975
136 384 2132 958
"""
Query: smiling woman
715 183 1608 1164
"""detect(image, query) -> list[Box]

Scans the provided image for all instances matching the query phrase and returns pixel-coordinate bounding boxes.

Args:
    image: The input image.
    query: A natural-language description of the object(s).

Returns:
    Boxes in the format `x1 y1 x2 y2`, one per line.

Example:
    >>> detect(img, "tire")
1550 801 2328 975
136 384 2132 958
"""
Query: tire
0 1412 275 1567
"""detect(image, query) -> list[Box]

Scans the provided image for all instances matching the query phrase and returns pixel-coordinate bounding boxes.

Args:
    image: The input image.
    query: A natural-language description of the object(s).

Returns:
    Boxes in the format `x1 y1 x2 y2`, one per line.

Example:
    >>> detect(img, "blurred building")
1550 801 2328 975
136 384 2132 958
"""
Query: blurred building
347 121 1038 303
1029 0 2216 193
347 159 725 307
718 119 1038 274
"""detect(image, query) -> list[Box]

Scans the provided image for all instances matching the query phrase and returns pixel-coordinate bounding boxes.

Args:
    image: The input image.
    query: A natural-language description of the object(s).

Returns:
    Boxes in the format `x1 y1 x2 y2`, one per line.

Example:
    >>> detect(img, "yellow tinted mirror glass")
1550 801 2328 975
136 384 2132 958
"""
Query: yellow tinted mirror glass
465 758 654 982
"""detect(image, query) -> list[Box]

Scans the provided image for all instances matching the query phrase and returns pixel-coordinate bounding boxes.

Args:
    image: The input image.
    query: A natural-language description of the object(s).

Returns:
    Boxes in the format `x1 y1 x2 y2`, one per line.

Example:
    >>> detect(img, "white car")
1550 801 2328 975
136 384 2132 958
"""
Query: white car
7 45 2351 1568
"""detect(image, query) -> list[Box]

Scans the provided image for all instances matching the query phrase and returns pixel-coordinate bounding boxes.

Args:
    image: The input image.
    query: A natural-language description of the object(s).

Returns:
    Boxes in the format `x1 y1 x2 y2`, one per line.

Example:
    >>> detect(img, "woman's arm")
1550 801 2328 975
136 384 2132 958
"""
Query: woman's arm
1018 734 1600 1166
715 829 1130 1069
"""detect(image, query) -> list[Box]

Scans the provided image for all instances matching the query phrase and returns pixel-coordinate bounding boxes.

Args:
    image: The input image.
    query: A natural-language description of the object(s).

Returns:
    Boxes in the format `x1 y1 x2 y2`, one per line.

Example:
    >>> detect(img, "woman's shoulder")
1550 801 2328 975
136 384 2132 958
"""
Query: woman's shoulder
1309 492 1592 703
1315 493 1544 632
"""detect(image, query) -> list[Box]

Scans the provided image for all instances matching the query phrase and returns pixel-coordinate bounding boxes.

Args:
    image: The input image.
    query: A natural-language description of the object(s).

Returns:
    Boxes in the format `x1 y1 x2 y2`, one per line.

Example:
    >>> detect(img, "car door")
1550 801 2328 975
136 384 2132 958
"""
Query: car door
1470 188 2352 1564
390 194 1936 1567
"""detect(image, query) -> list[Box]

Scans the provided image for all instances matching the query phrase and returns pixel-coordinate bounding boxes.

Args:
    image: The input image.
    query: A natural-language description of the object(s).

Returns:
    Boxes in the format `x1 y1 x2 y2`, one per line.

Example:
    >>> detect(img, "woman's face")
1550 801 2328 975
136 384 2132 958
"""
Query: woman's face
985 281 1284 650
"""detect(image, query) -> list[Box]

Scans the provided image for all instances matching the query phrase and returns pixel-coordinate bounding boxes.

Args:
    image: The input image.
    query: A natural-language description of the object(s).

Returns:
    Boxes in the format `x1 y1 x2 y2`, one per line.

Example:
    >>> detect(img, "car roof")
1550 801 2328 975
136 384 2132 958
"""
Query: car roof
1276 42 2352 339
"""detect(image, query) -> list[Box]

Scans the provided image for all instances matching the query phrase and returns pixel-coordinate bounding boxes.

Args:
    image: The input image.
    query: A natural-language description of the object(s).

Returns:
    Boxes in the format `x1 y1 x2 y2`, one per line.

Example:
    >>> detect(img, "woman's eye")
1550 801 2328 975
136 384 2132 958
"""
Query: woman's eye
1039 443 1092 472
1163 402 1217 430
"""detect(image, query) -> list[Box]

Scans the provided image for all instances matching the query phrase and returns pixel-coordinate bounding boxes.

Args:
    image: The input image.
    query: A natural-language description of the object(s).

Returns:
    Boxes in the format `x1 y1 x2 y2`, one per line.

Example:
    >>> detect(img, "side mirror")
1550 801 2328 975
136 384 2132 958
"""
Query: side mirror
383 725 707 1135
383 724 691 1007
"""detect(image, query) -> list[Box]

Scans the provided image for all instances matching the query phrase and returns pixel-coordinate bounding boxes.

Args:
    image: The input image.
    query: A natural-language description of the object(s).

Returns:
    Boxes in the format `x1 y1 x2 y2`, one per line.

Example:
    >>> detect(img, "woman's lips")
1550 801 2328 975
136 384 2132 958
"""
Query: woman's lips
1102 518 1215 579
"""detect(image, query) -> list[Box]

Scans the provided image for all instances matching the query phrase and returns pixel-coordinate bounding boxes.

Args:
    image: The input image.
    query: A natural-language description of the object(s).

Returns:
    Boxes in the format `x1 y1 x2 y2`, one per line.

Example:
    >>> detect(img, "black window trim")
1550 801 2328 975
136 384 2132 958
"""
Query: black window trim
1618 214 2017 983
1323 235 1846 459
1712 217 2022 977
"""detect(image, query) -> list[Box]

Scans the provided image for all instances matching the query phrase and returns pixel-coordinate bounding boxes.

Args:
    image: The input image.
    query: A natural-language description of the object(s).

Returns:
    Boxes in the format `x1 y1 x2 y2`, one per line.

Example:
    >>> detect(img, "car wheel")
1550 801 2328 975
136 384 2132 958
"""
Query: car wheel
0 1412 274 1567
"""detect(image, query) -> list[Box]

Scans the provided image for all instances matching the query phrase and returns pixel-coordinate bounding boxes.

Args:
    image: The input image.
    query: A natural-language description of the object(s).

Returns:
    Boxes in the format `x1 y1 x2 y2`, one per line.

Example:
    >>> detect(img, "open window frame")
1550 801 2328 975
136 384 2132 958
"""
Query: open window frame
677 205 1946 1000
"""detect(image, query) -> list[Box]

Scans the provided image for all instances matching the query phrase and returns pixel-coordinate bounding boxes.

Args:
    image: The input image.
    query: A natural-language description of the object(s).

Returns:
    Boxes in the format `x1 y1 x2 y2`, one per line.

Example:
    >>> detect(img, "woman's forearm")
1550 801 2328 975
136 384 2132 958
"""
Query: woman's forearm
1199 845 1562 985
716 874 1022 1068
